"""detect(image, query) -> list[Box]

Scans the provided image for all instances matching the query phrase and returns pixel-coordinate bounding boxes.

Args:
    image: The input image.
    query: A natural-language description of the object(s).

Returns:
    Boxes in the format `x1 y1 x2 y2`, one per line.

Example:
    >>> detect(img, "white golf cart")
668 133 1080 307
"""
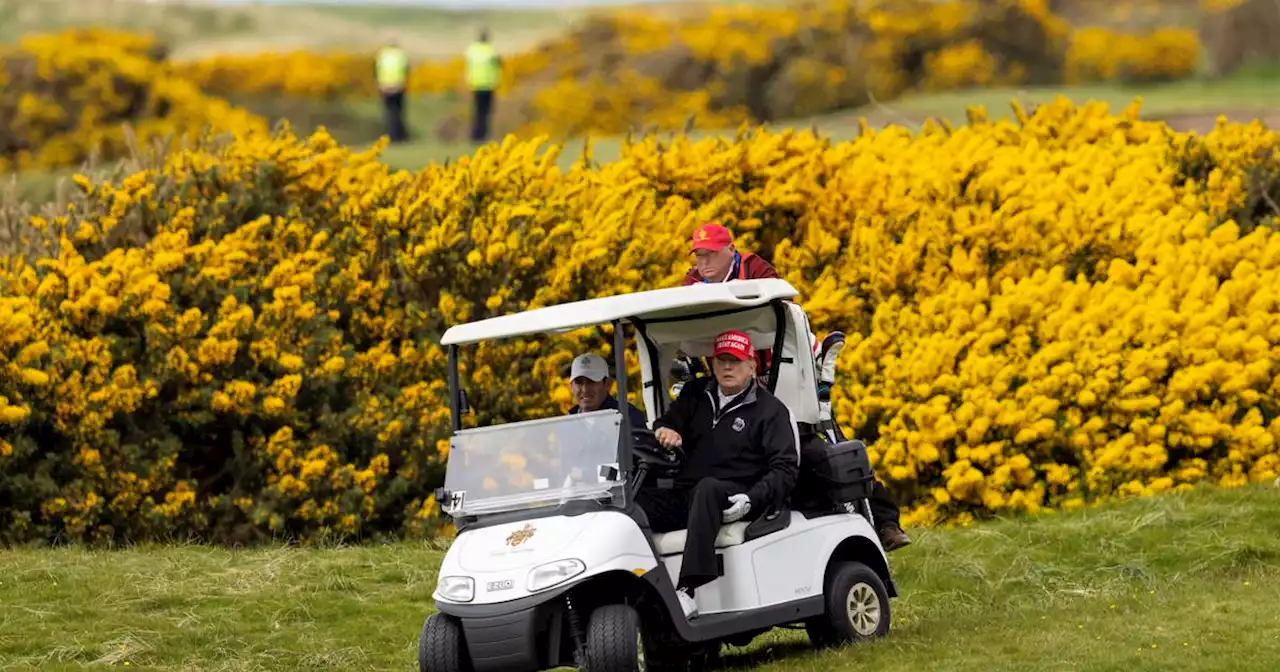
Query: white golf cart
420 278 896 672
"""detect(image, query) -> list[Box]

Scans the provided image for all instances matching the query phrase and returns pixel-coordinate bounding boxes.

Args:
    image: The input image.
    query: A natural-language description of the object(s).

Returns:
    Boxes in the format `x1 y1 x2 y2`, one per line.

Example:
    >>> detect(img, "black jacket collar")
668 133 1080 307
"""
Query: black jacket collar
704 378 758 424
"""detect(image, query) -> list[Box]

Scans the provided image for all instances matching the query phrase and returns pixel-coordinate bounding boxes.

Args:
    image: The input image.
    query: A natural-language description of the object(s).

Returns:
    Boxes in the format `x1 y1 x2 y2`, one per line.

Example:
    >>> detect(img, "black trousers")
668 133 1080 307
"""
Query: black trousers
635 477 755 592
870 479 901 530
381 91 408 143
470 89 494 143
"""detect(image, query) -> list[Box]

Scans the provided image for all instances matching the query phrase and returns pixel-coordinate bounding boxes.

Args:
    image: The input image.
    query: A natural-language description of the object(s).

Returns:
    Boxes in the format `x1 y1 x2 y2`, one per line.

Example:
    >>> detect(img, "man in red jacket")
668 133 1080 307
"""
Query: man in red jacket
675 222 912 552
680 222 784 387
682 223 780 285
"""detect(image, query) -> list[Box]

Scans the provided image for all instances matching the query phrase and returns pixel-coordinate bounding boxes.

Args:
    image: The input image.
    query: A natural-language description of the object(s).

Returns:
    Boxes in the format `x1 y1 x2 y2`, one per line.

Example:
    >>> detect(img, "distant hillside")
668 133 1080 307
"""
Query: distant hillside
0 0 587 59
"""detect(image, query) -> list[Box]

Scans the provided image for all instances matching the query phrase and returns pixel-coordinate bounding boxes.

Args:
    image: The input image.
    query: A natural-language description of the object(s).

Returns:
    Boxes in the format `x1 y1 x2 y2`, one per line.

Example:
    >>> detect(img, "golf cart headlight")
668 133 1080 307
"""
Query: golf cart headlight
436 575 475 602
527 559 585 592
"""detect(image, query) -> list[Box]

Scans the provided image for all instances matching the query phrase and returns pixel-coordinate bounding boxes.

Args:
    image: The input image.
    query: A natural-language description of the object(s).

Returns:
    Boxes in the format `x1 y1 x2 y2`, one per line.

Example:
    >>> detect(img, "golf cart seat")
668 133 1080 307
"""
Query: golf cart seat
652 522 750 555
650 505 794 556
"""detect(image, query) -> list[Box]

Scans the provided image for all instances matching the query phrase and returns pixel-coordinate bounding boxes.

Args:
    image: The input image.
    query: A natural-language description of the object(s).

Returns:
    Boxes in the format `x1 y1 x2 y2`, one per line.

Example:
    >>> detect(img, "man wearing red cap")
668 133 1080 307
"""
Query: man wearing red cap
683 222 780 286
678 222 784 390
637 329 801 621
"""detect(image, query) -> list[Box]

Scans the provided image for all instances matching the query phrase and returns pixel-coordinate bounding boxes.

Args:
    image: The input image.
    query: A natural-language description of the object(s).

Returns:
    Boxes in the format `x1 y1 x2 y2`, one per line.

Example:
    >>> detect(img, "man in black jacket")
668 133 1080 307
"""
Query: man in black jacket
637 330 800 620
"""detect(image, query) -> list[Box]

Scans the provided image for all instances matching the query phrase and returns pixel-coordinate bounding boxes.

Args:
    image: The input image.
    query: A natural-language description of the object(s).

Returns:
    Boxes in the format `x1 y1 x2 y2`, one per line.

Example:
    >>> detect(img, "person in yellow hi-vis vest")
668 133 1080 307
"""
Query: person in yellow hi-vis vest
376 37 410 143
464 29 502 144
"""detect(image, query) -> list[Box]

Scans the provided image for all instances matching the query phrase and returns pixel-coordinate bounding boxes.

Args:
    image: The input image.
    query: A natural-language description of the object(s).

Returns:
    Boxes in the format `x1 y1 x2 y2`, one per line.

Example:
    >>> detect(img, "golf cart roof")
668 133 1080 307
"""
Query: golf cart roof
439 278 800 346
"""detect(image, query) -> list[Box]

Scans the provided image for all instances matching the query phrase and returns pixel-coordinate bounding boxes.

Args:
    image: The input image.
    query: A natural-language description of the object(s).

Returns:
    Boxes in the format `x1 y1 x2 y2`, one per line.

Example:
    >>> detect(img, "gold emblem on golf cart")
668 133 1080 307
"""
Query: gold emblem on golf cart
506 523 536 547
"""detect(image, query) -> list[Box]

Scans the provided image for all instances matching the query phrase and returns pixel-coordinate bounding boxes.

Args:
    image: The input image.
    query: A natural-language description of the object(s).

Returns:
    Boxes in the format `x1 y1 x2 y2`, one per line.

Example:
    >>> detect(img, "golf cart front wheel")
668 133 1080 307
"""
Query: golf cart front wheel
419 612 473 672
584 603 646 672
806 561 891 648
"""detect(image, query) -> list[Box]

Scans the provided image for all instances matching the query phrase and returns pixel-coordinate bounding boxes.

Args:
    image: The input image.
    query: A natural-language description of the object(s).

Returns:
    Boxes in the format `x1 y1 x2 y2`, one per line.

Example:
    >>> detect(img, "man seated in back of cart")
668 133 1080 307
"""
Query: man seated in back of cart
676 223 912 552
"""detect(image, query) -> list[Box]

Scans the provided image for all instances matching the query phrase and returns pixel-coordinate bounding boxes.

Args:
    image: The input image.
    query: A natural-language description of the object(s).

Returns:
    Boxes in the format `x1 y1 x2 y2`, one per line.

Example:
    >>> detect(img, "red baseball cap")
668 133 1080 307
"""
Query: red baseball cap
691 223 733 252
713 330 754 360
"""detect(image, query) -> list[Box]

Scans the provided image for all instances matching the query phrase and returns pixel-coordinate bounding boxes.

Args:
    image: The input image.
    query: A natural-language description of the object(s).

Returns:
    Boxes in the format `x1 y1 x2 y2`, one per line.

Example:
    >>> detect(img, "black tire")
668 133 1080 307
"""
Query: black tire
686 642 721 671
805 561 891 648
642 635 688 672
584 603 645 672
419 612 472 672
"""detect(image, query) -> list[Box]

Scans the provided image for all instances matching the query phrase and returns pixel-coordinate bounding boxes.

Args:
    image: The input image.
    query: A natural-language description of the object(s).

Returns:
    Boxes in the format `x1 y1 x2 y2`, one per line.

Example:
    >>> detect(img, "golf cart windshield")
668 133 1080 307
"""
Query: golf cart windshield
442 409 625 518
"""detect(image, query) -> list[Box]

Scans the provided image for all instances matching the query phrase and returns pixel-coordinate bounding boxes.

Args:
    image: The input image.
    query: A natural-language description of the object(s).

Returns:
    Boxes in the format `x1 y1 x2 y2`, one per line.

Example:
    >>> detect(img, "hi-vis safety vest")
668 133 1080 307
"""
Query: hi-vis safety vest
376 47 408 89
465 42 500 91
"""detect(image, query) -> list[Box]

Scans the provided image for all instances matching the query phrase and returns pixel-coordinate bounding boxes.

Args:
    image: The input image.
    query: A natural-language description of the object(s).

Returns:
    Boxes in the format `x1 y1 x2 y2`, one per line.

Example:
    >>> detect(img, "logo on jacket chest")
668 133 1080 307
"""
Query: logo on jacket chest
732 417 746 432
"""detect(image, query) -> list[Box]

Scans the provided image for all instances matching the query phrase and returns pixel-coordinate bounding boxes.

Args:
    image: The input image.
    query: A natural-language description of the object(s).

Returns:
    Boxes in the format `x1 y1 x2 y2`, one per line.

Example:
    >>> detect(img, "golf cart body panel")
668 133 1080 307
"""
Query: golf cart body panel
422 279 896 672
434 509 659 606
652 509 883 616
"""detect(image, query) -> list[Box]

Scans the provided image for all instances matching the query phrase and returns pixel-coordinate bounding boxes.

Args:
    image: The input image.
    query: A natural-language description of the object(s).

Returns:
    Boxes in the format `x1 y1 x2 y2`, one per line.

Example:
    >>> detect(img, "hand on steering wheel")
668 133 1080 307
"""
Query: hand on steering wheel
655 427 682 449
631 428 681 469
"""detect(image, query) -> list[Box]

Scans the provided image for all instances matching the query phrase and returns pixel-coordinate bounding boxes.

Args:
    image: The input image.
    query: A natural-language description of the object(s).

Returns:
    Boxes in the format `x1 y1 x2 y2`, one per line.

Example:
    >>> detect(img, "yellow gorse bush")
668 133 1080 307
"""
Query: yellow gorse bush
0 28 268 172
172 50 375 100
2 98 1278 545
492 0 1072 138
1065 27 1200 84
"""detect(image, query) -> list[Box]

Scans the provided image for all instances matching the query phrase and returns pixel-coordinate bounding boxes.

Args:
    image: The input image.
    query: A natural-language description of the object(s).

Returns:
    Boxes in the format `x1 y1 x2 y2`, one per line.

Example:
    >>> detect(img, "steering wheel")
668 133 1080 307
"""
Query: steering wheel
631 428 682 469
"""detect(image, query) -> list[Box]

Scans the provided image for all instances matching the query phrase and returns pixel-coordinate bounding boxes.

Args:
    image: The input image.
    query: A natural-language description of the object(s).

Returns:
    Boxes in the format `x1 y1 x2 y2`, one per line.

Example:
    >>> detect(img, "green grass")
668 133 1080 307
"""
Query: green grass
2 484 1279 670
5 67 1278 210
3 171 71 209
356 67 1280 172
839 63 1280 126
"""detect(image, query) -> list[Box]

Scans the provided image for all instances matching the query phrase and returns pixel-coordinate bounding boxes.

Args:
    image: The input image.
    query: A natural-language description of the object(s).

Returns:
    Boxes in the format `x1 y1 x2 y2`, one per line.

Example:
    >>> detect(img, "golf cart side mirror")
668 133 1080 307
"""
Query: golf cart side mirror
436 487 465 514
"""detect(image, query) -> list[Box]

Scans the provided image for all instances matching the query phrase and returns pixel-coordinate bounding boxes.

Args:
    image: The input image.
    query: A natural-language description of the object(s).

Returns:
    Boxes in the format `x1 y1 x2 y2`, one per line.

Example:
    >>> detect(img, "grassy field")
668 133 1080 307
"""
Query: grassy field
364 66 1280 172
2 484 1278 670
7 67 1277 210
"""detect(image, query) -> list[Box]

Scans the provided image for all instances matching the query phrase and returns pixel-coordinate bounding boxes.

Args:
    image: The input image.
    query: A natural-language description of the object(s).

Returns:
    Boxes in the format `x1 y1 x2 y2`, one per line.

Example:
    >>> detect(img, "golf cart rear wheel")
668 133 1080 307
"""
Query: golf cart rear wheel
806 561 890 648
419 612 472 672
584 603 646 672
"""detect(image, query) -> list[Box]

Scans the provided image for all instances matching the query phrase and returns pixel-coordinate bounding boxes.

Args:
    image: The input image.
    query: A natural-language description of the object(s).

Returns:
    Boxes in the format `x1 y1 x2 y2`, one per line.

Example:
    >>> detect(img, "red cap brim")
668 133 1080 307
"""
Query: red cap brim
691 239 727 252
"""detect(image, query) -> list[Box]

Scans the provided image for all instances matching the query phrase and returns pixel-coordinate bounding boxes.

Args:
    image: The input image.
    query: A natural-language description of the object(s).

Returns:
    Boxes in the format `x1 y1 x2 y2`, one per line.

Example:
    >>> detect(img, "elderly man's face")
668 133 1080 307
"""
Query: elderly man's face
571 376 610 411
694 244 736 282
712 354 755 394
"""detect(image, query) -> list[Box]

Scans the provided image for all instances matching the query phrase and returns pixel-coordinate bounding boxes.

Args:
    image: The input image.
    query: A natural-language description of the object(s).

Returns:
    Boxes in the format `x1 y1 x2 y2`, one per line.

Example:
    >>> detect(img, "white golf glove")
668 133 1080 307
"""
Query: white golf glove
722 494 751 523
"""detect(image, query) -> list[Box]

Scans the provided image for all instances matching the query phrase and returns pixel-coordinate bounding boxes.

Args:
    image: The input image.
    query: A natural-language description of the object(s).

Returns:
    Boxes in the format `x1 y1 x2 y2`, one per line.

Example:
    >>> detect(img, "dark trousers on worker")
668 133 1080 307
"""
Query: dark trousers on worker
870 479 900 530
635 477 757 592
381 90 408 143
471 89 494 143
